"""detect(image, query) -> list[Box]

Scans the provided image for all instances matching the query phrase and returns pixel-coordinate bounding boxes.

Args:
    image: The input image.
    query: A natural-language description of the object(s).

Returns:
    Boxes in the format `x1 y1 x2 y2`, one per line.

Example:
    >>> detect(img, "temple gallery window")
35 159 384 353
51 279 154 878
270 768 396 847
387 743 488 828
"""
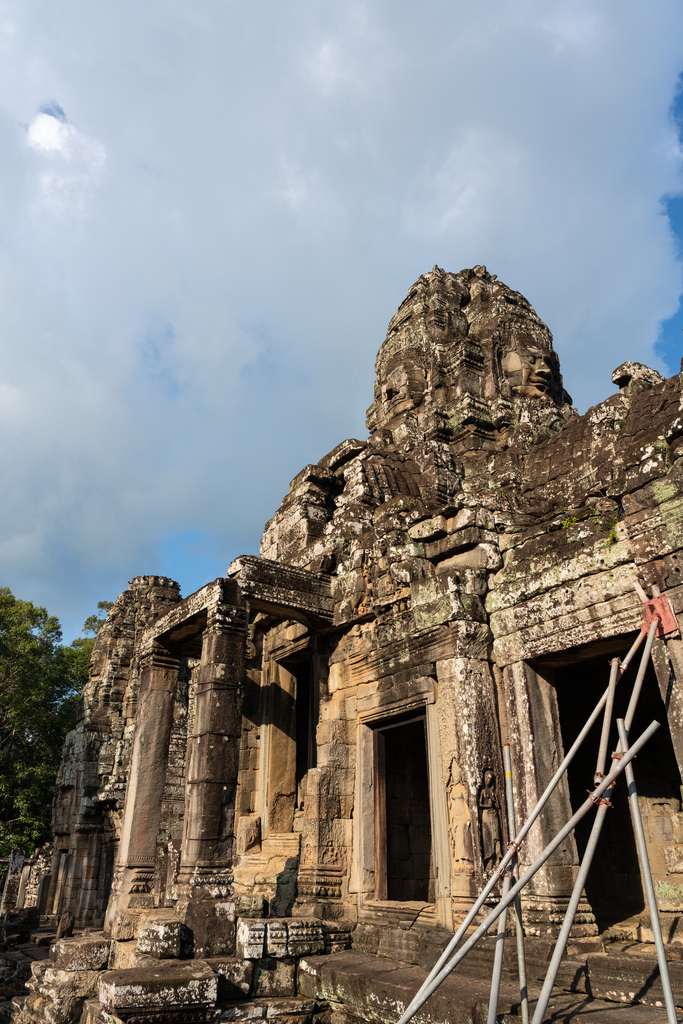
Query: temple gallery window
373 714 435 902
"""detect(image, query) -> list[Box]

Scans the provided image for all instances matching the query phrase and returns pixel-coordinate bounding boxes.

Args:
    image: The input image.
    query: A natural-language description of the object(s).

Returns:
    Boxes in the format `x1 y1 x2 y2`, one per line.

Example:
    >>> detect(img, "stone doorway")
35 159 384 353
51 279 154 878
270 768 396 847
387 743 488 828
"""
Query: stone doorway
552 642 682 930
374 715 435 902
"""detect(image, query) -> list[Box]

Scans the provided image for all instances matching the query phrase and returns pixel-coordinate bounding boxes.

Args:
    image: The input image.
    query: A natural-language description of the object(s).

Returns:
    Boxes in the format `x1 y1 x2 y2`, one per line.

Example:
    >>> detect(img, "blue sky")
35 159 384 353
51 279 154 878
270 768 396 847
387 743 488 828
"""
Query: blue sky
0 1 682 642
658 83 683 372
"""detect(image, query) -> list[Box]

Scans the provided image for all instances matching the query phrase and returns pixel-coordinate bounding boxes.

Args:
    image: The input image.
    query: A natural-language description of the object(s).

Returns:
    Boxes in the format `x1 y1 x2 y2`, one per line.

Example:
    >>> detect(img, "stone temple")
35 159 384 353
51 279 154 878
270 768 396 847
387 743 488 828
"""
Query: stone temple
5 265 683 1022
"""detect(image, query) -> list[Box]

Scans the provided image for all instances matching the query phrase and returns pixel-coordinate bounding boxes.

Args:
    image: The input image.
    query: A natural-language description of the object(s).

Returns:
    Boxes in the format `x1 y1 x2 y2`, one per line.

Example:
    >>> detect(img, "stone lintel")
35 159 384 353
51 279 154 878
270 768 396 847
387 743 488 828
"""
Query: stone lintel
227 555 333 623
139 579 246 657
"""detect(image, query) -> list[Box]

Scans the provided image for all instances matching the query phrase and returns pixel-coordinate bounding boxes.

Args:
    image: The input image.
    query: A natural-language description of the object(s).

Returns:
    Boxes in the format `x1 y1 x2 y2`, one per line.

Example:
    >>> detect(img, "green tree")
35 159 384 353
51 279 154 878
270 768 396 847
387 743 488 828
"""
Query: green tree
0 589 101 856
82 600 114 639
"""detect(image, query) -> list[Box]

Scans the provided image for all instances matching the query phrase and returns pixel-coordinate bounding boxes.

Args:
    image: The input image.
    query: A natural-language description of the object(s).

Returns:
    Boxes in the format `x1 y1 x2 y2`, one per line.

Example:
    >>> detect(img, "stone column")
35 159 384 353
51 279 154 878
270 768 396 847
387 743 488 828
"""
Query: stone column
652 629 683 780
104 644 180 932
434 656 504 913
503 660 596 937
15 863 30 910
298 767 346 909
176 583 247 956
0 850 25 914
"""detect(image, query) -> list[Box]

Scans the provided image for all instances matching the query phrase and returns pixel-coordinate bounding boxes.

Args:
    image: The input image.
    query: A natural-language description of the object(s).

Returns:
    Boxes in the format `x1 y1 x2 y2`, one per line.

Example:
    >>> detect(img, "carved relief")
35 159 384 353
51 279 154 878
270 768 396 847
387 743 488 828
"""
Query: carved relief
236 815 261 857
502 344 554 397
446 759 473 867
478 769 503 875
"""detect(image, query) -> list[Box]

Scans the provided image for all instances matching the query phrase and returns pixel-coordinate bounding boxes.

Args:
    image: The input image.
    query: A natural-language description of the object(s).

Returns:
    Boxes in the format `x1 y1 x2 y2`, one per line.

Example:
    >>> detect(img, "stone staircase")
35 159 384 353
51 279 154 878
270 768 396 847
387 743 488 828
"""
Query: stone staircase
4 919 683 1023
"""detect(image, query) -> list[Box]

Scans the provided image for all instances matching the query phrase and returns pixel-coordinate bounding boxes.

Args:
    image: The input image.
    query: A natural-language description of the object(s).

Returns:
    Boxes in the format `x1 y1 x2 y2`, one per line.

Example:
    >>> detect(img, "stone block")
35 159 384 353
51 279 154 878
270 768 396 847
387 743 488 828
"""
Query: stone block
204 956 253 999
136 911 182 958
49 935 111 971
36 968 100 1024
237 920 266 960
251 957 297 998
99 960 217 1014
286 921 324 957
234 895 267 919
655 879 683 912
185 899 236 958
80 998 106 1024
322 921 354 954
220 1004 268 1020
109 911 137 942
266 921 288 958
265 998 318 1017
108 940 139 970
586 952 683 1007
664 845 683 874
55 911 75 939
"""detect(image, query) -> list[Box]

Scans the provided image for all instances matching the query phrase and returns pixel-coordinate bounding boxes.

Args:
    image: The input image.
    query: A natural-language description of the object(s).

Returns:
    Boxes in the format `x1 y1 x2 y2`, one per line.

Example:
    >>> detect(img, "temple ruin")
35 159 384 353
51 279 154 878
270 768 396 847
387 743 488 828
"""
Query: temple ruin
5 264 683 1022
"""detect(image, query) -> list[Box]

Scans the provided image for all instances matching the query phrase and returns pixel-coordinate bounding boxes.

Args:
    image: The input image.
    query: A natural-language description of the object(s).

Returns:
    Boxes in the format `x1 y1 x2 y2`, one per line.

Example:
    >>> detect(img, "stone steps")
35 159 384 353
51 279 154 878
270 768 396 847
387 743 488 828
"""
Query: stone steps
298 949 683 1023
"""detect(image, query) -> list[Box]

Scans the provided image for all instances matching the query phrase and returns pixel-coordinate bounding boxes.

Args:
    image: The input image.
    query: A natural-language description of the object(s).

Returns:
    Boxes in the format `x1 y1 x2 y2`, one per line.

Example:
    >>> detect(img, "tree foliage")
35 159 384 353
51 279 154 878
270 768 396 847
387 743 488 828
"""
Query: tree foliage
82 600 114 638
0 590 109 856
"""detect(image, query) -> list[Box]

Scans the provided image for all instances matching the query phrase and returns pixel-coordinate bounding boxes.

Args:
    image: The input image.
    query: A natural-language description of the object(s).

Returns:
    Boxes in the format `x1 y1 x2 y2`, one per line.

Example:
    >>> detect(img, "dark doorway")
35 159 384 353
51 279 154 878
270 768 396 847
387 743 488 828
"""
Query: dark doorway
293 658 317 796
552 640 681 930
374 715 434 902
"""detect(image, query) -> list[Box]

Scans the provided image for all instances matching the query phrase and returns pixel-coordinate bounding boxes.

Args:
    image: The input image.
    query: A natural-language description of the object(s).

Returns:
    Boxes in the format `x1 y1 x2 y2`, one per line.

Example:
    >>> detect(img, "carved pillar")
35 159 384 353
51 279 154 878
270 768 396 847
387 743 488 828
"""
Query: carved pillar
652 630 683 781
104 644 180 931
434 656 504 913
298 767 345 906
0 851 25 914
176 584 246 956
503 660 597 937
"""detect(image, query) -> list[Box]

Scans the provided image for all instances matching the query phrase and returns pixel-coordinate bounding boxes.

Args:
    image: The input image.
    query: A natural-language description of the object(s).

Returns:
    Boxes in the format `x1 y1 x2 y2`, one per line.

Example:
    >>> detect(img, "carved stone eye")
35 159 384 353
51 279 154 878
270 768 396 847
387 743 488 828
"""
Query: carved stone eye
502 351 523 374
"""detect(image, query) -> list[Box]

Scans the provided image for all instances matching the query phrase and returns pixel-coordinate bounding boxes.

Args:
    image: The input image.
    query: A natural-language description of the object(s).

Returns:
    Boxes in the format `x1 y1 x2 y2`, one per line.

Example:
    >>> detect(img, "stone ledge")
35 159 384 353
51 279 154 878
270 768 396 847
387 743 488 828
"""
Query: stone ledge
99 961 218 1015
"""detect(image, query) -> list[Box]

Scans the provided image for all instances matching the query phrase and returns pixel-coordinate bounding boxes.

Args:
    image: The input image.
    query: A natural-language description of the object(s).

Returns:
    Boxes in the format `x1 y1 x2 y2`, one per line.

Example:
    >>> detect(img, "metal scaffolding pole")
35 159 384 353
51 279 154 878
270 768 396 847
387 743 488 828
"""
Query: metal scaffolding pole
397 631 646 1024
486 871 511 1024
486 744 529 1024
395 719 660 1024
530 620 659 1024
616 718 678 1024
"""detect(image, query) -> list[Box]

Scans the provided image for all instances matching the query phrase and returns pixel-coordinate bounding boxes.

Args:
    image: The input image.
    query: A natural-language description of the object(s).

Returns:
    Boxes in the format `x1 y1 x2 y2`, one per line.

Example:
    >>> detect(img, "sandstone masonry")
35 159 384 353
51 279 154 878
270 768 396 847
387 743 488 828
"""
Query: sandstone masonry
10 265 683 1023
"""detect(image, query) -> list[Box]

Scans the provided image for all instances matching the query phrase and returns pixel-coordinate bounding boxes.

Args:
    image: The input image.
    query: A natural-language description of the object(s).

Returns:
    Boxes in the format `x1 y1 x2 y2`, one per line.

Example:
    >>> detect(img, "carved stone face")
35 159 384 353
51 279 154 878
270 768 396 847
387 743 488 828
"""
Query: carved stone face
483 769 495 788
379 355 427 420
502 343 554 397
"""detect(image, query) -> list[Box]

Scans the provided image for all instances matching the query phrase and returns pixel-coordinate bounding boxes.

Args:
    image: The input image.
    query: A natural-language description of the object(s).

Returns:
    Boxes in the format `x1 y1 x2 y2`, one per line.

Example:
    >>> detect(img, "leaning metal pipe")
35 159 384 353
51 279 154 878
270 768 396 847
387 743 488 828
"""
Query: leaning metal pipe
617 718 678 1024
395 720 661 1024
486 872 511 1024
595 657 620 783
533 631 661 1024
504 743 529 1024
624 618 659 732
531 795 613 1024
398 630 646 1024
531 633 658 1024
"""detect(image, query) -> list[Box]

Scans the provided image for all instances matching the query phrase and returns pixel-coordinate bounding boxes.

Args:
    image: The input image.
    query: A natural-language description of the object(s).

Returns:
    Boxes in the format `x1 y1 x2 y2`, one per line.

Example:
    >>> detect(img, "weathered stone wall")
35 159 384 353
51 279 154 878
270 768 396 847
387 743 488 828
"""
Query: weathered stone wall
24 265 683 1024
49 576 182 926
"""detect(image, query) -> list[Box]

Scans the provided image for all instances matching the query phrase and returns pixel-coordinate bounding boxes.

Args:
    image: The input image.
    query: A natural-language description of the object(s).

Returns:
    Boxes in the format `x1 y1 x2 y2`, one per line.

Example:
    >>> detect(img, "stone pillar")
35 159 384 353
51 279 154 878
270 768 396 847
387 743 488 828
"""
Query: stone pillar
503 660 597 937
297 767 346 911
36 873 51 915
104 644 180 932
652 631 683 780
45 848 63 916
0 850 25 914
434 657 504 912
176 583 247 956
15 863 30 910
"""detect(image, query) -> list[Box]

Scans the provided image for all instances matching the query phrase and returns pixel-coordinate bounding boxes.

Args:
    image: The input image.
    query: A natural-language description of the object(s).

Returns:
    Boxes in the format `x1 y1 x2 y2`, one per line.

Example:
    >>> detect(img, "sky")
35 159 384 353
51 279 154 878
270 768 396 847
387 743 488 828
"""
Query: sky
1 1 683 643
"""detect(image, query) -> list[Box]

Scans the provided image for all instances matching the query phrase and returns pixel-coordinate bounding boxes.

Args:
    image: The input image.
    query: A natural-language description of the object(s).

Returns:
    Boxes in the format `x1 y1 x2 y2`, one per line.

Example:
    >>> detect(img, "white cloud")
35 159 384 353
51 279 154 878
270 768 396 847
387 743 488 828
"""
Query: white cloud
0 0 681 638
26 109 105 218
